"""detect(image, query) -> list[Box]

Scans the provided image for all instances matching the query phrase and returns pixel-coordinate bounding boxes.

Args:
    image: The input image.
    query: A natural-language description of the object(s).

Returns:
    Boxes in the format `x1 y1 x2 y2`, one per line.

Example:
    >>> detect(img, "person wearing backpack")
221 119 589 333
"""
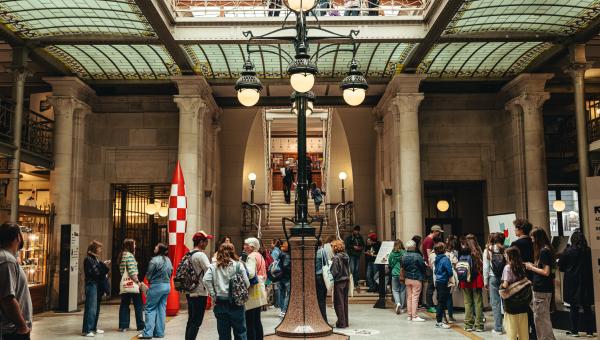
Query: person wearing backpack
278 241 292 318
310 182 324 216
179 231 213 340
269 239 282 309
501 246 531 340
433 242 453 329
243 238 267 340
387 239 406 315
483 232 506 335
203 243 250 340
458 235 484 332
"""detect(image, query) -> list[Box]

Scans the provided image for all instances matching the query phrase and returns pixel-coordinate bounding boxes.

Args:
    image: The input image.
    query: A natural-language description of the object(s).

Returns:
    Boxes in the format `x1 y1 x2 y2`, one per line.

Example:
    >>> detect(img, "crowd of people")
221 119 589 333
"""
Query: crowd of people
0 217 596 340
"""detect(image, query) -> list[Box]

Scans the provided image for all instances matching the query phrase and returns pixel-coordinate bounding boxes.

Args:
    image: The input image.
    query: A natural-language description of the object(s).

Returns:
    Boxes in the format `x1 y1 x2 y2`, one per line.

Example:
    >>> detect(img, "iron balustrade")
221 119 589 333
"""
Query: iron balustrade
171 0 429 17
242 202 270 233
0 98 54 161
325 201 353 232
589 116 600 144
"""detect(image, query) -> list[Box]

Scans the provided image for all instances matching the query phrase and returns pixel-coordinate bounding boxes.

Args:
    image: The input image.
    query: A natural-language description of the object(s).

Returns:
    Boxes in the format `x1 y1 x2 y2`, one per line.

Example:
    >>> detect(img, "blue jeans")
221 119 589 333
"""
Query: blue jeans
446 288 454 317
366 262 377 290
82 282 101 333
489 276 503 332
391 276 406 308
214 300 247 340
345 7 360 15
349 255 360 286
119 293 145 330
279 280 291 313
142 282 170 337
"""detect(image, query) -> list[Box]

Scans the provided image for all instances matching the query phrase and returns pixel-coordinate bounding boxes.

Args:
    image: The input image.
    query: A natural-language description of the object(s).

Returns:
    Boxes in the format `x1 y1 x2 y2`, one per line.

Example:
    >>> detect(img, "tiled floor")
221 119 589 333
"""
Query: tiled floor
30 303 578 339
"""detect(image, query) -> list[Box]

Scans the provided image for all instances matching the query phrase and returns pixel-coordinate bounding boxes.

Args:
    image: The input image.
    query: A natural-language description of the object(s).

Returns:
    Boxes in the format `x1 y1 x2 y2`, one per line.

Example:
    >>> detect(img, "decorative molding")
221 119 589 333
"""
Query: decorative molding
43 77 96 104
375 74 426 115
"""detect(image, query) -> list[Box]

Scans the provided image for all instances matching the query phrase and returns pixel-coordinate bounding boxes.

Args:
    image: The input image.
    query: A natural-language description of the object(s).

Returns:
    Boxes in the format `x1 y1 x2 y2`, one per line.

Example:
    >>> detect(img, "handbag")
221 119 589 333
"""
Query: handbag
322 253 334 291
119 270 140 294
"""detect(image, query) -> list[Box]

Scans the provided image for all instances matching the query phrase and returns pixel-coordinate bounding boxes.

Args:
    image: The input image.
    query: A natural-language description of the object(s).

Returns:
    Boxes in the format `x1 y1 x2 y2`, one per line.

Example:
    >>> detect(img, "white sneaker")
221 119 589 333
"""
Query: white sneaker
412 316 426 322
436 322 451 329
491 330 504 335
406 316 412 321
395 304 401 314
83 332 95 337
95 329 104 334
279 311 286 318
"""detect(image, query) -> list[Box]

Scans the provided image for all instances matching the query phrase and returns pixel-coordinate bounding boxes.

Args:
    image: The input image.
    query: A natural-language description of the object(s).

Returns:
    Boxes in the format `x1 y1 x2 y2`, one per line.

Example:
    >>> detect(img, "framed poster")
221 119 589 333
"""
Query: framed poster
487 213 517 246
374 241 395 265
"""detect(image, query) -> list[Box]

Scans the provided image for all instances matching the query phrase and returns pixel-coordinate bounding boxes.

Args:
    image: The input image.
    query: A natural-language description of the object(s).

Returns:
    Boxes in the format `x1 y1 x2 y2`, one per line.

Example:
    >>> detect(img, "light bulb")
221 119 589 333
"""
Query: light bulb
343 88 366 106
237 88 260 107
437 200 450 212
248 173 257 181
158 206 168 217
145 203 157 215
287 0 316 11
290 73 315 93
553 200 566 212
338 171 347 180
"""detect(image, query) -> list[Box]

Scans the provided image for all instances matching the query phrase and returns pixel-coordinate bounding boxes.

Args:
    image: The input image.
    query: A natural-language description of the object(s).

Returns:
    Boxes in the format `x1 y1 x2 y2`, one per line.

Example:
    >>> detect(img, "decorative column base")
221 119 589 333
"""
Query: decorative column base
266 235 348 339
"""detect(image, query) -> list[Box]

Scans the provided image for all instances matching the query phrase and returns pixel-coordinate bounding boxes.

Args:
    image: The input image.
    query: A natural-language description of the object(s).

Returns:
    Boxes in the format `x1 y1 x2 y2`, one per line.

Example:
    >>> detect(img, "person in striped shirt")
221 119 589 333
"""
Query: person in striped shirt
118 238 145 332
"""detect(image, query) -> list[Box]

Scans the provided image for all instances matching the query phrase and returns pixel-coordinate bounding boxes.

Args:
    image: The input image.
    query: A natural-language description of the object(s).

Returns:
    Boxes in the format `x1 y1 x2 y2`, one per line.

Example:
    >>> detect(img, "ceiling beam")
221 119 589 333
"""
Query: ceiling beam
134 0 195 74
29 35 160 46
439 31 559 43
0 24 71 75
403 0 466 72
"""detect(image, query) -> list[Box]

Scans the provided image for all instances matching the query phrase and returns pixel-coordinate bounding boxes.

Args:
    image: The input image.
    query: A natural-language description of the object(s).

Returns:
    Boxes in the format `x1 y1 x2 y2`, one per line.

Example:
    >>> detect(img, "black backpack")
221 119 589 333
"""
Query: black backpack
490 248 506 278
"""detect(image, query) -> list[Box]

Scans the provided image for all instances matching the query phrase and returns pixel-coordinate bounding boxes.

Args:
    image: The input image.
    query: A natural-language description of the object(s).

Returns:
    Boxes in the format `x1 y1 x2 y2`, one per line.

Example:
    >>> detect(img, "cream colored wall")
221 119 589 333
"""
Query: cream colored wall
242 110 267 204
327 111 354 204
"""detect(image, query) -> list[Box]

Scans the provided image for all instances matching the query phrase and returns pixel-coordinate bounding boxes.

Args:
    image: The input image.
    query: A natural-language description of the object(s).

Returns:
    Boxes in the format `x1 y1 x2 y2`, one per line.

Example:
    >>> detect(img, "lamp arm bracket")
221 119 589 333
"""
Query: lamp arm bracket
245 27 299 43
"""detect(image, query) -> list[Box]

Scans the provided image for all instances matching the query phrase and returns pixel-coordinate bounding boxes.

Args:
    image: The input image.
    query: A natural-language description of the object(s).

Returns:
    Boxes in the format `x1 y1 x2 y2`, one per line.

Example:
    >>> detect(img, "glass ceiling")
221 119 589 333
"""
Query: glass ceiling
445 0 600 36
0 0 155 38
184 43 415 79
45 45 180 80
418 42 553 78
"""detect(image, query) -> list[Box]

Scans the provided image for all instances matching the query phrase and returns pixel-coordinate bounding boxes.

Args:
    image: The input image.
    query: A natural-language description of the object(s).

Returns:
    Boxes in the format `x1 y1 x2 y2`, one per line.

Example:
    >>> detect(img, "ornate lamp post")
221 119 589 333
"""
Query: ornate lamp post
234 2 368 338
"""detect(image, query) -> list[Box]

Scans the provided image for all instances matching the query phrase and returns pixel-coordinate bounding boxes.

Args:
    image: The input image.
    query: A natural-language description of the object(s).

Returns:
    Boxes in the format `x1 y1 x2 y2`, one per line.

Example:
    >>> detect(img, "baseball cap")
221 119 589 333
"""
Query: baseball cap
368 232 377 240
431 225 443 233
193 231 214 242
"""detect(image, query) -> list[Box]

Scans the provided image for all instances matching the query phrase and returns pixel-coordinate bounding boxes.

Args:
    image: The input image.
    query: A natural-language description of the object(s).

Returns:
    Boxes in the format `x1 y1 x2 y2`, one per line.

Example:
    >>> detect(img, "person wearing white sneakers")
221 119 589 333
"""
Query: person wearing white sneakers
387 240 407 315
401 240 426 322
82 240 110 337
433 242 453 329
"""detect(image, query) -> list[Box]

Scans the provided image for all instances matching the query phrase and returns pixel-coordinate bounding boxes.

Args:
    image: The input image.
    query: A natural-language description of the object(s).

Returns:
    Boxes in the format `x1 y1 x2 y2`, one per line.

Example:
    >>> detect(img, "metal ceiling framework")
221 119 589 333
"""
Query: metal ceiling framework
0 0 599 82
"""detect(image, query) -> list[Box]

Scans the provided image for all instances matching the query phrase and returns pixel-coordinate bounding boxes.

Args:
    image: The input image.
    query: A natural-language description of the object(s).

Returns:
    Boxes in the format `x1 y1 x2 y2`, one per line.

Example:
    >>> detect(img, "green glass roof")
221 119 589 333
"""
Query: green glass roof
445 0 600 36
45 45 180 79
418 41 553 78
0 0 155 38
184 43 415 79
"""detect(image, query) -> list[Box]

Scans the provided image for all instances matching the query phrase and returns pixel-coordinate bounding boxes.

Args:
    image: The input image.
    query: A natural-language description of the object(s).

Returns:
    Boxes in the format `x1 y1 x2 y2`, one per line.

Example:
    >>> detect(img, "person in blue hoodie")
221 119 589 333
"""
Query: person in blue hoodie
434 242 453 329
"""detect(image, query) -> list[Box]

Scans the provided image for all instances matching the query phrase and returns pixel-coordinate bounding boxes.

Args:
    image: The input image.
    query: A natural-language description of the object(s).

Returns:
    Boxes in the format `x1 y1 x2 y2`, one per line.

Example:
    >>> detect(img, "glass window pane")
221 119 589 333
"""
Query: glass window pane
560 190 580 237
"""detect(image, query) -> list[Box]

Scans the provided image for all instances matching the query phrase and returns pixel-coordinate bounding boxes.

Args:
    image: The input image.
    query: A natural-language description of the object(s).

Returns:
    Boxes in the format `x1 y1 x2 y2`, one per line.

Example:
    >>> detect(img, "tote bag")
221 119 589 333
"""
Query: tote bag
322 253 334 292
120 270 140 294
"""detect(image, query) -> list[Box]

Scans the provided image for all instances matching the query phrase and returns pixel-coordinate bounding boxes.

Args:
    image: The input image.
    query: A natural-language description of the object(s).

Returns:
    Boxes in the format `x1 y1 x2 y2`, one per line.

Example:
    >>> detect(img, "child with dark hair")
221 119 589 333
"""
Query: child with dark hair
433 242 453 329
501 246 530 340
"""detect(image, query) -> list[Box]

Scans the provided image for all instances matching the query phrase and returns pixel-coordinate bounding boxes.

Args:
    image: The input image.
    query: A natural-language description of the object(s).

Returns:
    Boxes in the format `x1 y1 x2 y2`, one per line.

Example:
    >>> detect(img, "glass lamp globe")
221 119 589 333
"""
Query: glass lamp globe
237 88 260 107
158 206 168 217
248 173 257 181
287 0 316 11
552 200 566 212
343 88 366 106
436 200 450 212
145 203 157 215
338 171 347 180
290 73 315 93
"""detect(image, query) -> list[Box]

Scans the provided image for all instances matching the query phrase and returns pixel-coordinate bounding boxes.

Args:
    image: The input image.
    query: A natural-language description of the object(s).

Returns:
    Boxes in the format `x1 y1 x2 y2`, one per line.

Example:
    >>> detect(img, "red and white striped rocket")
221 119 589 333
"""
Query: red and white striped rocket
166 161 189 316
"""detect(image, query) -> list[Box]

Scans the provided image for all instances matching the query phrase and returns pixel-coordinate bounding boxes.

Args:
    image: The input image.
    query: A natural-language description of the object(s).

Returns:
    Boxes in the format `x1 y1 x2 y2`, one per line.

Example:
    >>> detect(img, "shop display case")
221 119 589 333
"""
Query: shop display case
19 206 51 313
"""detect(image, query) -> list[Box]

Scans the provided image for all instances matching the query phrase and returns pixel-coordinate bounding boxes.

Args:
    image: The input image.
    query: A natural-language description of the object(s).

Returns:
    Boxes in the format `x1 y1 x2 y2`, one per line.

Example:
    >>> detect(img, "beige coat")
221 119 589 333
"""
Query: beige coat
244 252 268 310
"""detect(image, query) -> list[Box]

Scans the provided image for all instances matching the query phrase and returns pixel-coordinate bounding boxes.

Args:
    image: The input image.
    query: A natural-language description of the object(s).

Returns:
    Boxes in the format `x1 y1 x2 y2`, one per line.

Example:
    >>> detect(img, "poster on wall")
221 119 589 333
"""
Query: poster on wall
374 241 395 265
487 213 517 246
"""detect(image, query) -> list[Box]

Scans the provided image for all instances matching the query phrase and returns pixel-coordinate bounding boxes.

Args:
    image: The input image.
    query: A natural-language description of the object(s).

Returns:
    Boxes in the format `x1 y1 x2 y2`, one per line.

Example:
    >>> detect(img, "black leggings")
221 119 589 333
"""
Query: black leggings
245 307 263 340
570 304 594 335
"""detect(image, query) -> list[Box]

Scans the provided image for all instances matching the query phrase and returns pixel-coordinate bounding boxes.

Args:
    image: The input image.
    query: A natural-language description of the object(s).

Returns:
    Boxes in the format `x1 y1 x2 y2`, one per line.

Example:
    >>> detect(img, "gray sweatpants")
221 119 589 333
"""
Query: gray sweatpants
532 291 556 340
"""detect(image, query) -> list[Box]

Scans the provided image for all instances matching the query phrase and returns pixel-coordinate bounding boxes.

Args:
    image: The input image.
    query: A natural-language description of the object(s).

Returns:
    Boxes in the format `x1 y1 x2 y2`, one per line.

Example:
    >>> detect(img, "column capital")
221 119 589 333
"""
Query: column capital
172 75 219 113
47 96 92 119
375 74 426 114
505 92 550 115
373 119 384 135
564 62 593 80
43 77 96 104
173 95 206 118
500 73 553 99
390 93 425 121
212 120 222 135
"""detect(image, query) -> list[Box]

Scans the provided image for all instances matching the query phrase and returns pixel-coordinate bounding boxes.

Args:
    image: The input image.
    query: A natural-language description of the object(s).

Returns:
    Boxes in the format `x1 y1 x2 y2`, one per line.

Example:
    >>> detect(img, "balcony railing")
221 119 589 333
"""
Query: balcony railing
171 0 429 18
589 116 600 144
0 98 54 163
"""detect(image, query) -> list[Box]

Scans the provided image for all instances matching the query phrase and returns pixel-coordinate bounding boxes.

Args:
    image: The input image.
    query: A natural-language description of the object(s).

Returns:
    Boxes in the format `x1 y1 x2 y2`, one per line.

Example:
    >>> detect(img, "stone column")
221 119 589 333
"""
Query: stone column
44 77 95 306
502 74 553 232
373 119 385 240
375 74 426 242
566 44 592 234
172 76 216 247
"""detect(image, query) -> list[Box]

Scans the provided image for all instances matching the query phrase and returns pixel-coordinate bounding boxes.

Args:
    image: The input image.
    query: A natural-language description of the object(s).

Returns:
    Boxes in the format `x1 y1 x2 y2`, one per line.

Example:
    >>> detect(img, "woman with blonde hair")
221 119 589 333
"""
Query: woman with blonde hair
330 239 350 328
204 243 250 339
82 240 110 337
243 237 267 340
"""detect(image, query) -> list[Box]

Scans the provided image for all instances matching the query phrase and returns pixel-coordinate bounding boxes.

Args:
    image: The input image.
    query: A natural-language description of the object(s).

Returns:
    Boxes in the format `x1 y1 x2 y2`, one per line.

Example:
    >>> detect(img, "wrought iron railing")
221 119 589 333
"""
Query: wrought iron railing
172 0 429 17
325 201 353 234
0 99 54 161
242 202 270 234
589 116 600 144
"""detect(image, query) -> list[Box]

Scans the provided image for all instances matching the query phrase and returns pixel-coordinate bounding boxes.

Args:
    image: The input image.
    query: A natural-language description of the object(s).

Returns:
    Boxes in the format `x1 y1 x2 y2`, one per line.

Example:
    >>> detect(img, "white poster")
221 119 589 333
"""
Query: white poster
68 224 79 312
374 241 395 265
487 213 517 246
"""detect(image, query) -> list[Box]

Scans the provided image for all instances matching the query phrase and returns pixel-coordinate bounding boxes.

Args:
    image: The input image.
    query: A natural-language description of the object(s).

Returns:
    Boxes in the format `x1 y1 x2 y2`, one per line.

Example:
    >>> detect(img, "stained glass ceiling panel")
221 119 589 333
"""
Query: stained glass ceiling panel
444 0 600 36
45 45 180 80
184 43 415 79
418 41 553 78
0 0 155 38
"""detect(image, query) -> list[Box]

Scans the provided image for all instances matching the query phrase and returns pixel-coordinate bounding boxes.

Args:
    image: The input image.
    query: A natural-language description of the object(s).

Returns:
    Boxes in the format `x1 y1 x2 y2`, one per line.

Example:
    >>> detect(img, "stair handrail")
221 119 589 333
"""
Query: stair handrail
249 202 262 238
334 202 347 240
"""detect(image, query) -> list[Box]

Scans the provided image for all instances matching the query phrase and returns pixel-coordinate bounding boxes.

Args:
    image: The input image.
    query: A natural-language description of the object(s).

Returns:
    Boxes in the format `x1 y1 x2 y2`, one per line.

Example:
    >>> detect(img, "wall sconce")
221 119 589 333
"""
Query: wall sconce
552 200 566 212
436 200 450 213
